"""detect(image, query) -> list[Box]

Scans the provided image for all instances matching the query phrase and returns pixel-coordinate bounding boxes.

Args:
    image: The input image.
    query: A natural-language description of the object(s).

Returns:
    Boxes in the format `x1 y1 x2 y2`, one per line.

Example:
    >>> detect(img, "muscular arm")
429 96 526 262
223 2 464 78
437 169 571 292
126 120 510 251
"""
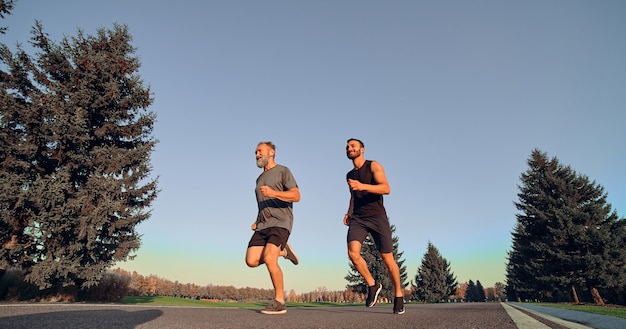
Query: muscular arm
347 161 391 195
260 186 301 202
344 194 354 225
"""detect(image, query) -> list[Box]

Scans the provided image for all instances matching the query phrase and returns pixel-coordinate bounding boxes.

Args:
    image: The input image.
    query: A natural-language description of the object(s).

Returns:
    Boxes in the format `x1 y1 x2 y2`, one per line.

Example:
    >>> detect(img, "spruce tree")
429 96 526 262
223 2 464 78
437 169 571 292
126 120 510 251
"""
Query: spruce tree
0 21 157 293
345 224 408 301
412 242 457 303
445 258 458 298
465 280 478 302
506 149 624 304
475 280 486 302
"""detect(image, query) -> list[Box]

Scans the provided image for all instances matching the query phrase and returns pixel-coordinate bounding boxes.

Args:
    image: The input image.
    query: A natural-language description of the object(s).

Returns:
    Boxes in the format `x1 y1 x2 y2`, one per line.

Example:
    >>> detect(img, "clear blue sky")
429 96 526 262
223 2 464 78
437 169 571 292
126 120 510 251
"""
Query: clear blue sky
4 1 625 293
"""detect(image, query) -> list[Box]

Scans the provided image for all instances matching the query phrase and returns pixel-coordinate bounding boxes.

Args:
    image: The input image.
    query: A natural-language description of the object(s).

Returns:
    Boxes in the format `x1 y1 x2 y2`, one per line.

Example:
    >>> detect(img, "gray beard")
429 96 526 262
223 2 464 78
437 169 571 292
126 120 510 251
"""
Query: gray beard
256 156 270 168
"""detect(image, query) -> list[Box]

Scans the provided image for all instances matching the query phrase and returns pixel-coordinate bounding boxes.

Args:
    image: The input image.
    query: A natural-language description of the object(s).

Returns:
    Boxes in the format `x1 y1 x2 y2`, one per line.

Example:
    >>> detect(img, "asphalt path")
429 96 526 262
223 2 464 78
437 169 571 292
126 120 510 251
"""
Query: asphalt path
0 302 621 329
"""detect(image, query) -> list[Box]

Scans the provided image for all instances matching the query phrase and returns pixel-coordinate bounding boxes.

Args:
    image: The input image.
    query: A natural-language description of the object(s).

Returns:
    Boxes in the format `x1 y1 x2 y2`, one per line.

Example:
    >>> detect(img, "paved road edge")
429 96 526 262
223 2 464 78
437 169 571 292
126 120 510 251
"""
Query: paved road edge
502 302 551 329
503 302 593 329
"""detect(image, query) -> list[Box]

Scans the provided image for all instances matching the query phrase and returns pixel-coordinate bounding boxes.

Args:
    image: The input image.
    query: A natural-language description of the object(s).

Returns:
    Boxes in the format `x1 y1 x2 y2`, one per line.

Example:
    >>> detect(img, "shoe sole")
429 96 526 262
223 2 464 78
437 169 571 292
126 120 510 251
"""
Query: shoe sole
261 309 287 315
367 284 382 307
394 309 405 315
284 242 299 265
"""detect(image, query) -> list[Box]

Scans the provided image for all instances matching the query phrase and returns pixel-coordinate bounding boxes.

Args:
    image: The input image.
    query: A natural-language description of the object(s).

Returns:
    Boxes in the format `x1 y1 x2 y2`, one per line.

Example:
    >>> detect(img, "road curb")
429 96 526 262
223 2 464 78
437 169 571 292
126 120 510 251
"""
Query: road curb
501 302 552 328
504 302 593 329
507 302 626 329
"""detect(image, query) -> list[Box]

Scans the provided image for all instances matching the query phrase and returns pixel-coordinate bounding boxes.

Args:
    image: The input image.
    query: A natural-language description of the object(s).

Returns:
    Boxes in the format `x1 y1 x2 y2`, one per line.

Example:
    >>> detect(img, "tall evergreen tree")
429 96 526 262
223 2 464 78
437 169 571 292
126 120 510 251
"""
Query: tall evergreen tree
345 224 408 300
445 258 458 298
506 149 624 304
475 280 486 302
0 21 158 293
465 280 478 302
412 242 457 303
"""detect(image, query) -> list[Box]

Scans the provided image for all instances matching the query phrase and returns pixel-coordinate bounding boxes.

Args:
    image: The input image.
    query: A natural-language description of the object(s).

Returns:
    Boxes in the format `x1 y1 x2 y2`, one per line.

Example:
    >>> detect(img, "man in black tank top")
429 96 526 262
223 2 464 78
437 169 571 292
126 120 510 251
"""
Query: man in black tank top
344 138 405 315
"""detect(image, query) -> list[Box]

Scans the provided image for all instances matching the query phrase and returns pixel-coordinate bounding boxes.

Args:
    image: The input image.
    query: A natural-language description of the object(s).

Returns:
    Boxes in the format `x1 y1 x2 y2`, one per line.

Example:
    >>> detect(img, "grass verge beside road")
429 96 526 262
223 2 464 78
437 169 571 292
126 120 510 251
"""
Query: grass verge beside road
120 296 626 320
121 296 360 308
121 296 265 308
534 303 626 319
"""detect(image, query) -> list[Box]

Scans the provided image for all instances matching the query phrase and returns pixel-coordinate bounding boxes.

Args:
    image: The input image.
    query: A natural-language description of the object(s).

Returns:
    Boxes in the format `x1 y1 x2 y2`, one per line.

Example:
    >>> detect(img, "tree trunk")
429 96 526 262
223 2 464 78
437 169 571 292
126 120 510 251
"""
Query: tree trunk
571 286 580 304
590 287 605 306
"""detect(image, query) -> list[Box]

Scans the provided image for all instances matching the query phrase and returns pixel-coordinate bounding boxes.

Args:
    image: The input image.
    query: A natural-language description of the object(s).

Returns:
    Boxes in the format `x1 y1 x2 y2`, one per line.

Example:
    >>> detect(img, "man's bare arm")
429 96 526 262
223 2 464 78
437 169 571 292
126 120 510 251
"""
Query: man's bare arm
347 161 390 195
260 186 300 202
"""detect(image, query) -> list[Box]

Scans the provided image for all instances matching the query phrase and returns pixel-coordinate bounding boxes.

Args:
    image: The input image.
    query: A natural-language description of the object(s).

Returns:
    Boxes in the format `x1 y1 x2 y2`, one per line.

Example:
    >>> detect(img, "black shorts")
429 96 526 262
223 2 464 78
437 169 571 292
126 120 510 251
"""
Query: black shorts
347 216 393 253
248 227 290 248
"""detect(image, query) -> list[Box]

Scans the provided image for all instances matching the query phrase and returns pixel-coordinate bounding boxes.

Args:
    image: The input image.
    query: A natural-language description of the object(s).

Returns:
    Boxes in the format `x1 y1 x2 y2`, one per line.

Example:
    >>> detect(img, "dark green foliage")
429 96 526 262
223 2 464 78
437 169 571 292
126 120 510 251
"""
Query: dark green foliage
0 20 158 294
465 280 477 302
78 271 131 302
475 280 486 302
506 149 625 303
445 261 458 298
0 268 39 301
465 279 486 302
345 224 408 300
0 0 14 35
412 242 457 302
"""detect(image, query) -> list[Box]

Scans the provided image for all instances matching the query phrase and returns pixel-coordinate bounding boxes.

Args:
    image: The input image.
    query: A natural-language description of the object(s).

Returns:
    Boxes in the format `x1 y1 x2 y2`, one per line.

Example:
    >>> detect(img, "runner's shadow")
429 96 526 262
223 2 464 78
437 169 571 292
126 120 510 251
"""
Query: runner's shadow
296 306 380 314
0 308 163 329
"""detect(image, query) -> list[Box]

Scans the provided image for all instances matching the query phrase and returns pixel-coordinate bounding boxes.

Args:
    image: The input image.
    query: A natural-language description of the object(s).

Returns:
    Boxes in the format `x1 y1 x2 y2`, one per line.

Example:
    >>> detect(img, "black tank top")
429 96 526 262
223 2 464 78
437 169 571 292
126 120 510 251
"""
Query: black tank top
347 160 387 219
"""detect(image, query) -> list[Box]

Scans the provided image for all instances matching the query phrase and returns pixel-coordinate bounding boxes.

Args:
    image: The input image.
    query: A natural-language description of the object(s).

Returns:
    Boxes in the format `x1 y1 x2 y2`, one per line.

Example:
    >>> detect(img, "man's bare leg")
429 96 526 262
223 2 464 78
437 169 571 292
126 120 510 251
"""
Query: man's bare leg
347 240 375 286
263 243 285 303
381 252 403 297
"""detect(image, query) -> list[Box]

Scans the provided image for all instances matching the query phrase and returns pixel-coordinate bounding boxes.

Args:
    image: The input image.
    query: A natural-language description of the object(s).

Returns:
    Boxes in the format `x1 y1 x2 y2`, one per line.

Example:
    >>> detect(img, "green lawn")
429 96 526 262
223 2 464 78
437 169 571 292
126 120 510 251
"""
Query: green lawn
120 296 359 308
121 296 264 308
120 296 626 320
534 302 626 320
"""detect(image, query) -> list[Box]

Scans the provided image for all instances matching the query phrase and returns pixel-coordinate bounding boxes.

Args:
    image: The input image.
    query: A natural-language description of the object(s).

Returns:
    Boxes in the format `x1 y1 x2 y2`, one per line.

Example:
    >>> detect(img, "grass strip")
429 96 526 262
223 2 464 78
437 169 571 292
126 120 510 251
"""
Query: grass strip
120 296 360 308
534 302 626 319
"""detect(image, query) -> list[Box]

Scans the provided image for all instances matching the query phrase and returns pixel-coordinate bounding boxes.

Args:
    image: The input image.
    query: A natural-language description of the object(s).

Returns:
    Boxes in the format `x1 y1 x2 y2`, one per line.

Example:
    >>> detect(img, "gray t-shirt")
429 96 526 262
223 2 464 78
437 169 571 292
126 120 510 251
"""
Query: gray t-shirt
255 164 298 232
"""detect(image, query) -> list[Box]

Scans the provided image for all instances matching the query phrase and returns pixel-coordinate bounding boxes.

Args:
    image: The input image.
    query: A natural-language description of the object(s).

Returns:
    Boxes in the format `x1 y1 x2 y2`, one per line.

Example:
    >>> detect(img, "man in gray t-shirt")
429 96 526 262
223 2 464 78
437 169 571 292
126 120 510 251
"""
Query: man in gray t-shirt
254 163 297 233
245 141 300 315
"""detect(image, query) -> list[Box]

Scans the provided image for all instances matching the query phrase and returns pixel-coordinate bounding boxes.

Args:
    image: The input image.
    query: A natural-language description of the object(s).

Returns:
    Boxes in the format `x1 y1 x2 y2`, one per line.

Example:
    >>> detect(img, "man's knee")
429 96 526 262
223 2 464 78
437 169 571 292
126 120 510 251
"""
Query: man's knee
347 247 362 261
380 252 395 262
246 246 264 267
246 254 263 267
262 244 280 264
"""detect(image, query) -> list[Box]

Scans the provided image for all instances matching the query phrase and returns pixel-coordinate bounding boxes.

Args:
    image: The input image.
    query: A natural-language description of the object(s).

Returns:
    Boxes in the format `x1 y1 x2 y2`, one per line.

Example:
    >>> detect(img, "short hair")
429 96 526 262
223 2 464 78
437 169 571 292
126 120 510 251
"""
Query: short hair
347 138 364 148
258 141 276 151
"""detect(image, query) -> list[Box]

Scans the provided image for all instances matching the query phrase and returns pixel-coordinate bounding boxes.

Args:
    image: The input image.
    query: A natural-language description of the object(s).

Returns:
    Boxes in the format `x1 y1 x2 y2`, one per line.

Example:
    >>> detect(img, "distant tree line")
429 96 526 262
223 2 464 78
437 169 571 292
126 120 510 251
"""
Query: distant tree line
112 268 389 303
0 265 506 304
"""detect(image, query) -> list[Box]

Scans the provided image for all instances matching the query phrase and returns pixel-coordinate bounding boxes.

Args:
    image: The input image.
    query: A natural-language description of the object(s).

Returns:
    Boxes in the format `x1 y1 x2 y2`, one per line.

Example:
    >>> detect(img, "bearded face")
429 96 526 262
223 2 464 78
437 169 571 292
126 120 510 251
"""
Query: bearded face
256 143 273 168
256 155 270 168
346 144 363 160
